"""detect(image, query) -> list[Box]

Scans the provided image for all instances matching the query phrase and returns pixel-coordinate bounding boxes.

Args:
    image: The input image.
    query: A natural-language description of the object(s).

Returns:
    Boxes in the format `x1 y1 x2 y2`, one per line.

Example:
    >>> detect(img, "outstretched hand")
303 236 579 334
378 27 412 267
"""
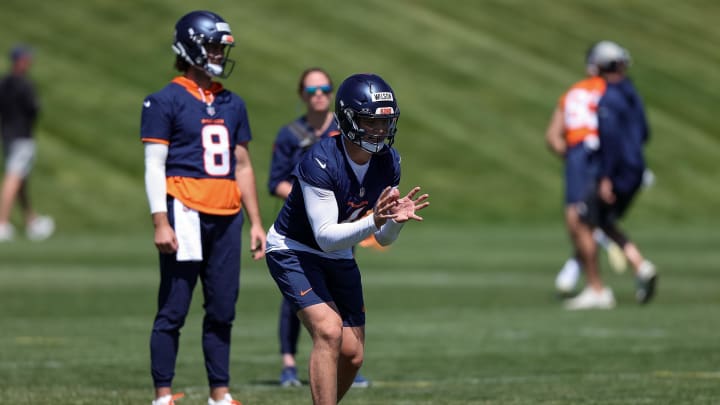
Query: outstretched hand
373 186 430 228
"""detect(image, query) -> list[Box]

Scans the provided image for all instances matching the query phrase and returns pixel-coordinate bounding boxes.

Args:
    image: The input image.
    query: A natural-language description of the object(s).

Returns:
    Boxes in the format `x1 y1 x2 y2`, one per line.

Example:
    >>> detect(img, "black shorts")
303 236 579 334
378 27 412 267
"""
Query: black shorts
579 186 639 228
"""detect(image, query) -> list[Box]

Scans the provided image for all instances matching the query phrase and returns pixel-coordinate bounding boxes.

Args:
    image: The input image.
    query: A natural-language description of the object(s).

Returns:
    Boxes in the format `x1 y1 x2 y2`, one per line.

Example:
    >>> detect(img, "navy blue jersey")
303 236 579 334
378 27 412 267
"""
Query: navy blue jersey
140 76 252 214
267 116 340 195
598 78 649 194
273 136 401 251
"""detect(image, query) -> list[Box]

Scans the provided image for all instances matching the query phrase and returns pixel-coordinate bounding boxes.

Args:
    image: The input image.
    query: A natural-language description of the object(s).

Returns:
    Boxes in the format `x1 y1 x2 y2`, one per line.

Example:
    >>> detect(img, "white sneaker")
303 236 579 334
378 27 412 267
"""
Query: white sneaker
555 258 581 293
208 393 242 405
0 222 14 242
564 286 616 310
636 261 658 304
26 215 54 241
606 242 627 274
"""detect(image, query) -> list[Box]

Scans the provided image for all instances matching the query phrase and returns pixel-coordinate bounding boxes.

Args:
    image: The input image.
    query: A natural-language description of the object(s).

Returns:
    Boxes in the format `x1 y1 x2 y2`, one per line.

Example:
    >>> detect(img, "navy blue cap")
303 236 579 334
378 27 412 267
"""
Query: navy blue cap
10 45 33 61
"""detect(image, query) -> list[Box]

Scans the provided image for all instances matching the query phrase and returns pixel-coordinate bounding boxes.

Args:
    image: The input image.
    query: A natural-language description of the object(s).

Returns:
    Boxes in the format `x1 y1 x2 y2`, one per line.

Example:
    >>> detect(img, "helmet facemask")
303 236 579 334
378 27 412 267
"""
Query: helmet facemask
339 108 398 154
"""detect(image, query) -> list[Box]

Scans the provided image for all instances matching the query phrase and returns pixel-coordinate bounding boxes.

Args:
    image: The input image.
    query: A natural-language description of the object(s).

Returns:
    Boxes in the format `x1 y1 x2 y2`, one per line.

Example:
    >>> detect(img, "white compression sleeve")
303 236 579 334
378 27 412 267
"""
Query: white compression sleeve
144 143 168 214
374 218 405 246
301 180 377 252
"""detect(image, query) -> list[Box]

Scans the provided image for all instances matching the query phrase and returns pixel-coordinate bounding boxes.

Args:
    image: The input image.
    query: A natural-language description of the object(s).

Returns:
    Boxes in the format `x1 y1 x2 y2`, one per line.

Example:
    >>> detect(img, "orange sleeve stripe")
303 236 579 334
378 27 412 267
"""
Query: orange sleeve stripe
142 138 170 145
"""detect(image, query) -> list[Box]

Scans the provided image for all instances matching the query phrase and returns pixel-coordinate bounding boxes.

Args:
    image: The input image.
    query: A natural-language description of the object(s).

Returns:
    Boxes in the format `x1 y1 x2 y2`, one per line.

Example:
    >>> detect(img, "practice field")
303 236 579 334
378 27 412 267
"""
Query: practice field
0 225 718 404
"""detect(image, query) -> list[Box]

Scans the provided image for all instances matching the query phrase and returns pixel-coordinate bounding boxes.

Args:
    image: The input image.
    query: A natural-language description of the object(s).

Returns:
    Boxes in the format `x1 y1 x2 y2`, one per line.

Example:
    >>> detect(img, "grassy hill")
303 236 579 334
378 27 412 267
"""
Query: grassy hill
1 0 718 233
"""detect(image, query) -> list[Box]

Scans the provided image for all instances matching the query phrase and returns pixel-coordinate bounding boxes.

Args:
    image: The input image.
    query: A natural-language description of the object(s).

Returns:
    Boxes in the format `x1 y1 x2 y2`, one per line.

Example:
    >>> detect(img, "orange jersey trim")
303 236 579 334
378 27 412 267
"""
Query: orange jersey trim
559 76 606 147
172 76 224 102
167 176 242 215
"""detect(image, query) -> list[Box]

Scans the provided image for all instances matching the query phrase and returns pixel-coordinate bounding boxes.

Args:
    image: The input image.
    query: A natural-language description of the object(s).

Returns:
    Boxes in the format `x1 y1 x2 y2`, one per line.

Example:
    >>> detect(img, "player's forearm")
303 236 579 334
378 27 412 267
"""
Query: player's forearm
374 219 404 246
236 168 263 227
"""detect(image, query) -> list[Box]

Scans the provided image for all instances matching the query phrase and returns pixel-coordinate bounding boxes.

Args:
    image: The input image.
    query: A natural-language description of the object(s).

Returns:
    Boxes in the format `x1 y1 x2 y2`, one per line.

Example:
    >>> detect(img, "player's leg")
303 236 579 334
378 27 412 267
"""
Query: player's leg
598 191 657 304
323 258 366 400
593 228 627 273
151 253 201 396
557 145 593 293
555 253 581 294
267 250 344 405
201 211 243 401
337 326 364 399
562 147 615 309
279 297 302 386
299 303 343 405
0 139 30 239
0 172 21 240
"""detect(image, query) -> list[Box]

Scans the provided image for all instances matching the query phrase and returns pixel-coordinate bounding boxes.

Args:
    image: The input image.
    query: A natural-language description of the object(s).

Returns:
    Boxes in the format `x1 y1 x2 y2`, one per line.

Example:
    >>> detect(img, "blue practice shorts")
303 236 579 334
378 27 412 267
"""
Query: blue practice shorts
564 143 599 205
266 249 365 327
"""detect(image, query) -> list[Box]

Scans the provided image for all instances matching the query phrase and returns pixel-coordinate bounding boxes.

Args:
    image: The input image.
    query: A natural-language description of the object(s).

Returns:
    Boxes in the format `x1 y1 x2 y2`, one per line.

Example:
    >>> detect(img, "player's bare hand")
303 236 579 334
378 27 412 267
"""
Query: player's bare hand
373 186 400 228
154 223 178 254
249 223 267 260
389 186 429 223
599 177 616 204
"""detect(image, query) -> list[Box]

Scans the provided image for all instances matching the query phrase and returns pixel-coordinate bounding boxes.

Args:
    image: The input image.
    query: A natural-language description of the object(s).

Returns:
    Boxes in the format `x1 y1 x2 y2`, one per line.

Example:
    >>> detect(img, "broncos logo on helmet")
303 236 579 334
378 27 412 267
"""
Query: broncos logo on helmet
334 73 400 155
172 10 236 78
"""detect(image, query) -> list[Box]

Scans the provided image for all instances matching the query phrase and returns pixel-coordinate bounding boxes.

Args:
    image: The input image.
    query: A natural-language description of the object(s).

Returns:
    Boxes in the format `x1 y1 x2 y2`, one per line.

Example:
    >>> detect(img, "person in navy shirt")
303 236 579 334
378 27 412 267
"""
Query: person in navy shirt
563 41 657 310
266 73 429 405
141 10 265 405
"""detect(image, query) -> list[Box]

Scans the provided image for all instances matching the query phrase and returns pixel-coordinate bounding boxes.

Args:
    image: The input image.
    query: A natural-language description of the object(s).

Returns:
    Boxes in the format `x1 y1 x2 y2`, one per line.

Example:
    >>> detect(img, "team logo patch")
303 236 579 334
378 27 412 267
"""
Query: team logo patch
371 92 393 102
375 107 394 114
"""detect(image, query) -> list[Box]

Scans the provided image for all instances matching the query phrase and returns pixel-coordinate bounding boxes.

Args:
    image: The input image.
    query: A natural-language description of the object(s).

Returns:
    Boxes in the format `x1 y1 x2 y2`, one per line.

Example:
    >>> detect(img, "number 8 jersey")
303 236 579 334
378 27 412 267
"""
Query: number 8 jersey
140 76 252 215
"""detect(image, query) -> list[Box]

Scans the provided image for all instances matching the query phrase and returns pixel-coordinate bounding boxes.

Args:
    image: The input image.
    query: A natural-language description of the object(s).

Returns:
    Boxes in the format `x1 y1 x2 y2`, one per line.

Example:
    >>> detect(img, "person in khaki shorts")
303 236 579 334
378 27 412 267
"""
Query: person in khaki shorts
0 45 54 242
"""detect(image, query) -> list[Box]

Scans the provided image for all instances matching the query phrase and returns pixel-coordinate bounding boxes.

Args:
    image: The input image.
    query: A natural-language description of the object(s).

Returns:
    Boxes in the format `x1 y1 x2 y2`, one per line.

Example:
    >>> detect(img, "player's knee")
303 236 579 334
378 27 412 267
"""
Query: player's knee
312 321 344 347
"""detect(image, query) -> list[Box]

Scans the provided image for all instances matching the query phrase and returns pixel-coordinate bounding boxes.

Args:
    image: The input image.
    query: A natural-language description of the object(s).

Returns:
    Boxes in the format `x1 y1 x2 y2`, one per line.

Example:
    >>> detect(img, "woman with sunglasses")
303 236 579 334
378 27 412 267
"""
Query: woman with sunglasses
267 67 371 389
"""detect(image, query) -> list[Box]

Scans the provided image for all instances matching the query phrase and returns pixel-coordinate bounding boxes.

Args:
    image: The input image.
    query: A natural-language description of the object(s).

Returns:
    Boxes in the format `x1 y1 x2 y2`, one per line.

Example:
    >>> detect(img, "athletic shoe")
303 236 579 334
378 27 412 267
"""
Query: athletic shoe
208 393 242 405
280 366 302 387
606 241 627 274
564 286 616 310
152 393 184 405
555 258 581 294
0 222 14 242
351 373 370 388
635 261 657 304
26 215 54 241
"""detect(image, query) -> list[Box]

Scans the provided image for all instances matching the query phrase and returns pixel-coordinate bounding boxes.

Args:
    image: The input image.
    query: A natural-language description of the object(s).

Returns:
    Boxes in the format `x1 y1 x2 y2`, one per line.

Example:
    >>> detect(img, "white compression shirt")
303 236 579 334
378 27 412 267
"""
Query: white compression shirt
301 179 406 251
144 143 168 213
265 179 405 259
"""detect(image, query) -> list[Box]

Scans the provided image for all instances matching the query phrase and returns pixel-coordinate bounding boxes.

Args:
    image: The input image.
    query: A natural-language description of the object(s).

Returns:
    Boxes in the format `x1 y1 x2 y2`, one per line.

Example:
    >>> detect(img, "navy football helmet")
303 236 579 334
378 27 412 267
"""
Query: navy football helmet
172 10 236 78
335 73 400 154
586 40 631 76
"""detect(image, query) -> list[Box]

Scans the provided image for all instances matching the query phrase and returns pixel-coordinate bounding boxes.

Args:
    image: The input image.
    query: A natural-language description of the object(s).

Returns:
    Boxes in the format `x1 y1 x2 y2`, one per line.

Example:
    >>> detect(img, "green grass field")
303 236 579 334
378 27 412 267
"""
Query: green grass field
1 1 719 404
1 225 718 404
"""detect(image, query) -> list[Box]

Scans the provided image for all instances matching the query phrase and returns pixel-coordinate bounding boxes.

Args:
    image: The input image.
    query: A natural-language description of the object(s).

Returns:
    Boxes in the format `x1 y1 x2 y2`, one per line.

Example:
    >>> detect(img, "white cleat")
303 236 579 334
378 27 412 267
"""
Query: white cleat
564 286 616 310
26 215 55 241
555 258 581 294
152 393 184 405
208 393 242 405
0 222 14 242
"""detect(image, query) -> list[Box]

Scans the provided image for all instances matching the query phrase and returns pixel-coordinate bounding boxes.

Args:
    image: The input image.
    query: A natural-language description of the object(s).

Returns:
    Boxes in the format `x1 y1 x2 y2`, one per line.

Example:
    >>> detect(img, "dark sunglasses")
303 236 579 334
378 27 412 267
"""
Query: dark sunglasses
304 84 333 95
